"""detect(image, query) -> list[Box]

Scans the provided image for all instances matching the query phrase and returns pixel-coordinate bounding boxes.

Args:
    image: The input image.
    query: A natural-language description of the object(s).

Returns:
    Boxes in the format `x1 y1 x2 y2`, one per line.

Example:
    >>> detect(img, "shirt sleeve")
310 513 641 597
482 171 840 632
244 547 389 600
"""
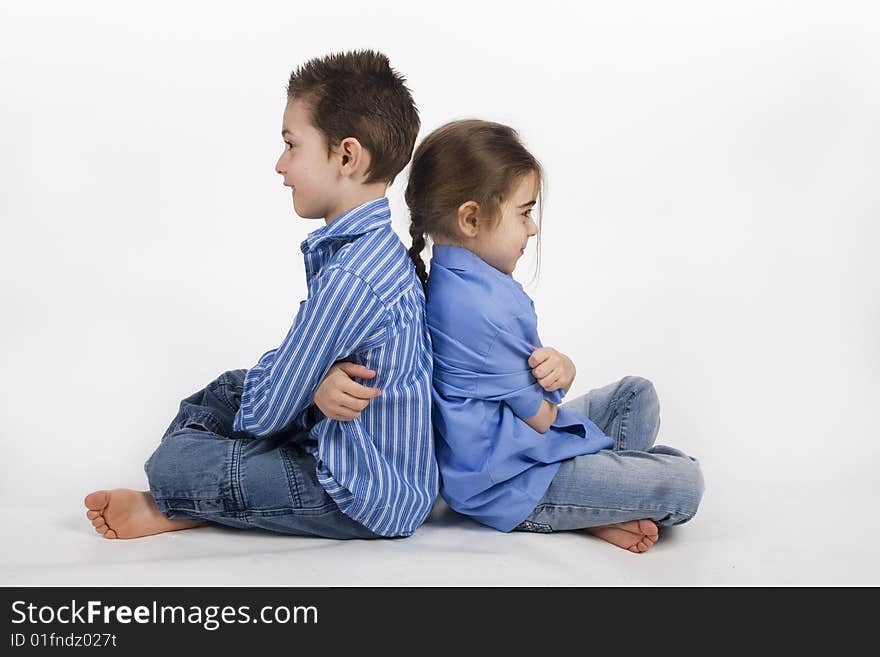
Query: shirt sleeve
476 319 561 421
232 267 387 437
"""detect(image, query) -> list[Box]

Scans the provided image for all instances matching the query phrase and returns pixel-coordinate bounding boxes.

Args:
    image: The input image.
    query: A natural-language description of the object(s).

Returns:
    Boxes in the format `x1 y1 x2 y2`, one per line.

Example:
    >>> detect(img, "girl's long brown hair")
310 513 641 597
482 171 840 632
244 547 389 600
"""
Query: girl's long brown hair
404 119 544 295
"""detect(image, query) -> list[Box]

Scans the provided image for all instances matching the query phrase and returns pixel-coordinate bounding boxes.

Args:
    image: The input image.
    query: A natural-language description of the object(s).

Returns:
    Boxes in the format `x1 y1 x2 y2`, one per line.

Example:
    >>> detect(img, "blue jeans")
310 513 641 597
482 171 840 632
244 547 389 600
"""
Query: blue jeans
515 376 705 533
143 369 381 539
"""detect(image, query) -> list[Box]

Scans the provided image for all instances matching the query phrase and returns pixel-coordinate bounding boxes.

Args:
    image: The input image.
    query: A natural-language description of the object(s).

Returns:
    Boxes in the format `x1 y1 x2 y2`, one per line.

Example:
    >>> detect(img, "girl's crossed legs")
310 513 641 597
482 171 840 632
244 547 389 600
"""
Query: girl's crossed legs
515 376 705 552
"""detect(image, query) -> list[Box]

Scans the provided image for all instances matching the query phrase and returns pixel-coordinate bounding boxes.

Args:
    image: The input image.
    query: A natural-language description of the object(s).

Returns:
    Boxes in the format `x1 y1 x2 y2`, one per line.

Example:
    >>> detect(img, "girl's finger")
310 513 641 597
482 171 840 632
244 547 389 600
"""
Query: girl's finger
534 364 554 379
528 348 550 367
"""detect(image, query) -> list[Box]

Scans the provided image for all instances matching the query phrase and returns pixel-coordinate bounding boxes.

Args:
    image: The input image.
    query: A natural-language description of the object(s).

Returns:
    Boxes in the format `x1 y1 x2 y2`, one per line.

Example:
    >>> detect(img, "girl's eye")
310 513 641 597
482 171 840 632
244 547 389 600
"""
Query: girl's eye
284 141 294 150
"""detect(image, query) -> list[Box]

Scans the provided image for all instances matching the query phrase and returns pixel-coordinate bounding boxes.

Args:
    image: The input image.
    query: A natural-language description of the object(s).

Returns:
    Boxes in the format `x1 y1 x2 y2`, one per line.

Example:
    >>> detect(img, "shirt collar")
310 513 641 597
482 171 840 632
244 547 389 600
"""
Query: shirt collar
301 197 391 254
431 245 514 281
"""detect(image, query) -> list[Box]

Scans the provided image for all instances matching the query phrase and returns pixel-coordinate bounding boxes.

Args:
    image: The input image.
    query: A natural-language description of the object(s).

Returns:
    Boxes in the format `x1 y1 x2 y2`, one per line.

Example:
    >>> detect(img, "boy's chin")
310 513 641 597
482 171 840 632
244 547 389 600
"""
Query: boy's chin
291 201 323 220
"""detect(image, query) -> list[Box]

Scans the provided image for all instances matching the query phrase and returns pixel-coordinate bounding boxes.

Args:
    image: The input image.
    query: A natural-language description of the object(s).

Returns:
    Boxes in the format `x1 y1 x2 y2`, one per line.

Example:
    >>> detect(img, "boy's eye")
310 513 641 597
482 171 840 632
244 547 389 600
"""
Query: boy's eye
284 141 294 150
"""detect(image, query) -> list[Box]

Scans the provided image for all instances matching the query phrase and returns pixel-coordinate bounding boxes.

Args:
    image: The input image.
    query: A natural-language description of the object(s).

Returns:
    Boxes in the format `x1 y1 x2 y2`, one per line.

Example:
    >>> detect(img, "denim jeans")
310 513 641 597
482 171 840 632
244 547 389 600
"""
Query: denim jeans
143 369 381 539
514 376 705 533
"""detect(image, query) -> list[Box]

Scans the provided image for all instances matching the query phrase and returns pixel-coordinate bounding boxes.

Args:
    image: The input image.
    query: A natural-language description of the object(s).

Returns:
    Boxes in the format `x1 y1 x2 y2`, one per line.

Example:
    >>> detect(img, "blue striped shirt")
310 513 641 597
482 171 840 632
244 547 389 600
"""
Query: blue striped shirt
232 197 439 537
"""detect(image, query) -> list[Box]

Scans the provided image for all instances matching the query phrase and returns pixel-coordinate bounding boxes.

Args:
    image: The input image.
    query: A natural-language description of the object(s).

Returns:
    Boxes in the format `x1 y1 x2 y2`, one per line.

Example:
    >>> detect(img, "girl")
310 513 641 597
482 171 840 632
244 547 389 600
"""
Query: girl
405 119 704 553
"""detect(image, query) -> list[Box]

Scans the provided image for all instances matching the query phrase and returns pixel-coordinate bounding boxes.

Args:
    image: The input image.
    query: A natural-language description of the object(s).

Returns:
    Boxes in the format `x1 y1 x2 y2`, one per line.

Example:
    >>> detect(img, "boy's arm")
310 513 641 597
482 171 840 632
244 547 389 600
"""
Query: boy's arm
232 267 387 437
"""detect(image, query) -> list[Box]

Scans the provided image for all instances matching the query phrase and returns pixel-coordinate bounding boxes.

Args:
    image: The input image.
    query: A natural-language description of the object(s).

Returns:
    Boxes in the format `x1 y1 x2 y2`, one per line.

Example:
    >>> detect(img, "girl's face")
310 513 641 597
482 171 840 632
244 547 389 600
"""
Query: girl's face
276 99 341 220
473 171 540 275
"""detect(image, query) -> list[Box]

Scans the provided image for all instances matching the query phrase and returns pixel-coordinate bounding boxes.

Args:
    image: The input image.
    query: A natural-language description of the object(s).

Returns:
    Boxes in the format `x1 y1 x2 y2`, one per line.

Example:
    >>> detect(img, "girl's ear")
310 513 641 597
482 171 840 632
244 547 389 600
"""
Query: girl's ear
456 201 480 238
336 137 369 178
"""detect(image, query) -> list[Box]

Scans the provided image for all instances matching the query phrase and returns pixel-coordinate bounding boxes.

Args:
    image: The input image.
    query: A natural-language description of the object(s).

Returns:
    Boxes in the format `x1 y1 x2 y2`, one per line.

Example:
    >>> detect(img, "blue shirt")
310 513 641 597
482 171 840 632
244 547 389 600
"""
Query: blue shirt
426 245 614 532
232 197 439 537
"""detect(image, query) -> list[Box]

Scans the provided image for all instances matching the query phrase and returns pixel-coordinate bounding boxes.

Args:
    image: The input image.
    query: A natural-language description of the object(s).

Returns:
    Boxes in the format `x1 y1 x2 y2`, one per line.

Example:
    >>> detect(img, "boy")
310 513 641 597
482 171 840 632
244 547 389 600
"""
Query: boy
84 50 439 539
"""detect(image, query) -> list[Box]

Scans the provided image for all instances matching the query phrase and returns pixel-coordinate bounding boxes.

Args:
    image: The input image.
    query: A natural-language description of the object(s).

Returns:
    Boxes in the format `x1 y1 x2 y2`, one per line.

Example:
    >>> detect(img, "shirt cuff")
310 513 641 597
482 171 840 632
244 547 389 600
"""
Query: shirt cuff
505 383 545 420
544 388 565 405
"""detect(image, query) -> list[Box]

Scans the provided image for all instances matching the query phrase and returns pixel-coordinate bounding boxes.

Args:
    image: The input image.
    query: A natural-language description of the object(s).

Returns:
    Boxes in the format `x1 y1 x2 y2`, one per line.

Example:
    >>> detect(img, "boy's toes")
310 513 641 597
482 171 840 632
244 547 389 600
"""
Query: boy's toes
104 528 118 539
91 517 106 528
84 491 109 511
86 510 101 521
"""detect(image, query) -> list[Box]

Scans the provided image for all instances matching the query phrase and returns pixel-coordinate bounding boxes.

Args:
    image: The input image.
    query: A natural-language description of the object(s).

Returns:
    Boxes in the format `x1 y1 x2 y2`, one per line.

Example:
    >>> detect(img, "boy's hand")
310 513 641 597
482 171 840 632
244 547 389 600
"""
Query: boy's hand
528 347 576 393
313 362 381 421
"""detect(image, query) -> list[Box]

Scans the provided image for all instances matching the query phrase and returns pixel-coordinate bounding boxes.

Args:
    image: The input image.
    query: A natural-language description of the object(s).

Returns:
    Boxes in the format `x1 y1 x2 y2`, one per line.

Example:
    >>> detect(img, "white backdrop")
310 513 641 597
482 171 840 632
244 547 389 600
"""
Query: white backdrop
2 0 878 584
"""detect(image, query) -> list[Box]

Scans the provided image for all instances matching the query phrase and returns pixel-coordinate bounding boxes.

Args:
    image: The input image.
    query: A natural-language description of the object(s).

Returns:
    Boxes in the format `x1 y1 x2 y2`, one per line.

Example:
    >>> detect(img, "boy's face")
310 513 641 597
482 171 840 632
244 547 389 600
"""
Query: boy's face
473 171 540 275
276 98 341 220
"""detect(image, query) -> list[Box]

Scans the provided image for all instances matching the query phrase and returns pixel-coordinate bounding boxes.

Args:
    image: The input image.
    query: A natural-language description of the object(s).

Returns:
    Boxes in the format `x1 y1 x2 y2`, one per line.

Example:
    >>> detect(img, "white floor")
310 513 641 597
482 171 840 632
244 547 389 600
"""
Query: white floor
1 449 876 586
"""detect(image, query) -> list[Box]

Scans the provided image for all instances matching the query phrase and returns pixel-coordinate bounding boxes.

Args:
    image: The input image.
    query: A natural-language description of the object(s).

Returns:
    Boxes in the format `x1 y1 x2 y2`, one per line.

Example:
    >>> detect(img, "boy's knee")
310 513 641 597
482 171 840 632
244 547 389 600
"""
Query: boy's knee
144 438 178 490
144 430 204 493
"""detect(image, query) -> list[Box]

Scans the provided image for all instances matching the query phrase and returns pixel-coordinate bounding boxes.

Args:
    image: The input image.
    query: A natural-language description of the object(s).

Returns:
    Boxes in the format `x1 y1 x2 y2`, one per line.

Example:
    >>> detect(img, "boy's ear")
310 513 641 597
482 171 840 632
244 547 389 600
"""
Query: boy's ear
336 137 369 179
456 201 480 238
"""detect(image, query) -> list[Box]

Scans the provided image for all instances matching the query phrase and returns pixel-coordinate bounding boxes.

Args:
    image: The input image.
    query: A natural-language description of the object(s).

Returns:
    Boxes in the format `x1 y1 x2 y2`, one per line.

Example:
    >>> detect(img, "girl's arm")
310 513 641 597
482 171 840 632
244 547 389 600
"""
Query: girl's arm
313 362 381 421
523 399 559 434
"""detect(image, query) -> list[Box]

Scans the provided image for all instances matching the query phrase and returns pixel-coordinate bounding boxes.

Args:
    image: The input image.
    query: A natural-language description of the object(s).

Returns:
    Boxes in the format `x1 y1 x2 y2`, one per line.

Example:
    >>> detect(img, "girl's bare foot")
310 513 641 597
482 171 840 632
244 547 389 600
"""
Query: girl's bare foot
84 489 206 539
585 519 659 553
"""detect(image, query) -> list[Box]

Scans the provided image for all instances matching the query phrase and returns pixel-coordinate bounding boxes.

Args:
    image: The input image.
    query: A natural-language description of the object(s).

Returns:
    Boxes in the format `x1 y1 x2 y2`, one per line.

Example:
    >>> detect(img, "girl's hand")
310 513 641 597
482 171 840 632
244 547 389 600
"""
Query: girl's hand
528 347 576 393
313 362 381 421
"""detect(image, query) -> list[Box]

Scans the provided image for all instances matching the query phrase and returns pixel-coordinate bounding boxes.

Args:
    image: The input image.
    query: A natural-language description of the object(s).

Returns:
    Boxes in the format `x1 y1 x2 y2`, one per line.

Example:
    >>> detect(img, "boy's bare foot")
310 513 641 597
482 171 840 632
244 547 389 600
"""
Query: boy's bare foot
84 489 206 539
585 519 659 553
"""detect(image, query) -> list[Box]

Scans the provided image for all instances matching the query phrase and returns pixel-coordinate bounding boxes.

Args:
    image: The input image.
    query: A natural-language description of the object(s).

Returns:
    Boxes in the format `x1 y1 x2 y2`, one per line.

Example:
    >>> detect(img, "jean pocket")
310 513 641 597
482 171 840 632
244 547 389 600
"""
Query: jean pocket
178 411 225 435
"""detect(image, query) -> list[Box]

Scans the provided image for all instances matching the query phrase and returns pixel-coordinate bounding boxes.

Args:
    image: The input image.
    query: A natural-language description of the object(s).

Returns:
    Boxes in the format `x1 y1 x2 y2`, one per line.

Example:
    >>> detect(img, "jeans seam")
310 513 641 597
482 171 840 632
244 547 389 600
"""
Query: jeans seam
229 438 245 516
279 447 304 508
159 505 249 520
244 503 342 518
532 502 685 516
615 389 638 451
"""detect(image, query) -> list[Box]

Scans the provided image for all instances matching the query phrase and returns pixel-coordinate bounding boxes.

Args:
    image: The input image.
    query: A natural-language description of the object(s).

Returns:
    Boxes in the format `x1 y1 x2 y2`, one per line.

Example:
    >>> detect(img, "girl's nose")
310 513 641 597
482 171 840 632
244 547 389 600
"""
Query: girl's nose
275 155 285 175
528 218 539 235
